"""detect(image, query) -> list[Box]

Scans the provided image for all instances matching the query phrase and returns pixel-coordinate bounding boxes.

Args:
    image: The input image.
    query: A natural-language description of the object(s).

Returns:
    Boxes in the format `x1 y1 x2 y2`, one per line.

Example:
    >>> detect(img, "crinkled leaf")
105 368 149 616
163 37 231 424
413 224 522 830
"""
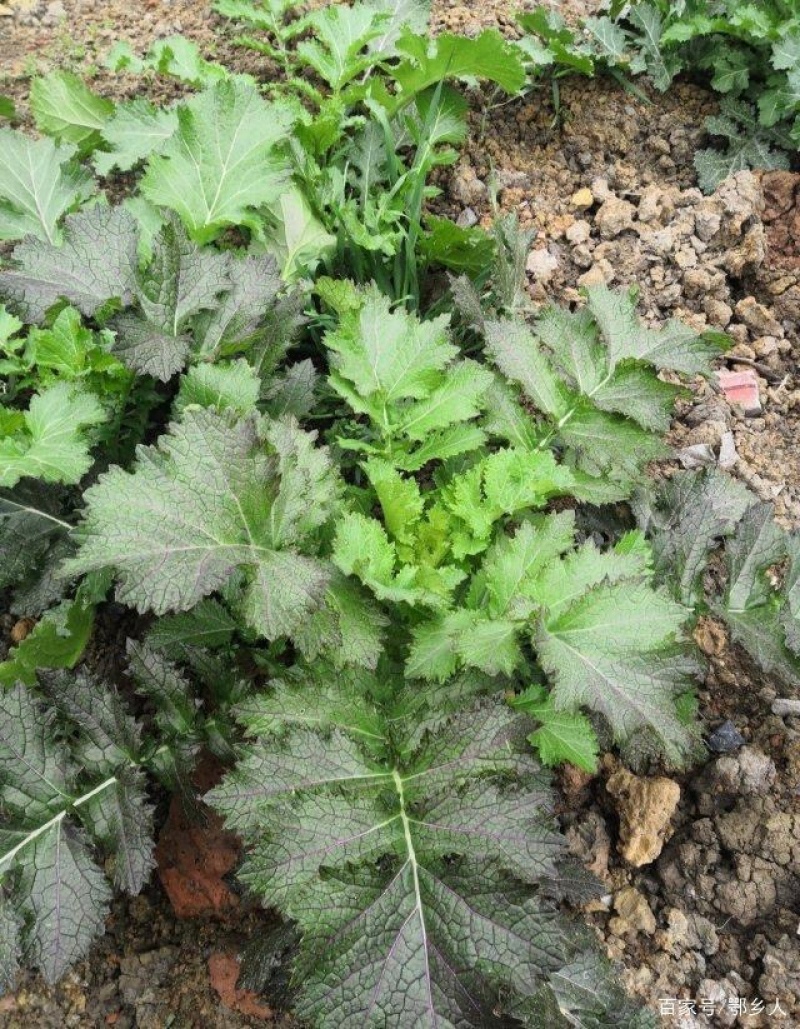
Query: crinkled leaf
208 687 593 1027
513 685 599 773
535 573 698 764
63 409 338 640
0 204 139 322
393 28 526 98
175 359 260 415
633 469 753 606
110 216 230 380
0 484 70 592
0 131 93 244
0 596 95 688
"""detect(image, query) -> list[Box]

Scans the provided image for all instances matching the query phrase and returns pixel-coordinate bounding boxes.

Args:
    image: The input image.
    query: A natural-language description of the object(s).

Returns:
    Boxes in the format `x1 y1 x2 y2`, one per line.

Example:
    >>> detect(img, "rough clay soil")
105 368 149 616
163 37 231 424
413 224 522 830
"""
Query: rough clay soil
1 2 799 1028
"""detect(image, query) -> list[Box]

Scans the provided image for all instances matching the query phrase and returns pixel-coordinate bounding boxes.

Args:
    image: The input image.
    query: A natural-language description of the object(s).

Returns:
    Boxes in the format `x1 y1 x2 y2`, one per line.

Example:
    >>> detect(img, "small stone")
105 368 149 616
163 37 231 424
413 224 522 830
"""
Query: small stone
595 196 636 239
704 298 733 327
606 767 680 867
772 698 800 717
571 243 594 269
738 747 777 795
456 207 477 229
45 0 66 18
525 247 559 282
10 618 34 644
717 368 762 416
637 184 664 223
682 268 711 297
706 720 745 753
565 219 591 244
497 169 531 189
590 177 612 201
570 187 594 210
609 887 656 937
717 431 738 469
678 444 716 469
452 166 486 206
674 246 698 269
694 208 722 242
578 259 615 287
735 296 783 337
753 335 779 358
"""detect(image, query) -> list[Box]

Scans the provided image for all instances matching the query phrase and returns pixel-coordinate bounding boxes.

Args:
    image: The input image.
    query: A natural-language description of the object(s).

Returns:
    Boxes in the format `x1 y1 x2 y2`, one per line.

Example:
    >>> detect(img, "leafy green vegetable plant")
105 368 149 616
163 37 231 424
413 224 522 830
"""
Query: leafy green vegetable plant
0 10 772 1023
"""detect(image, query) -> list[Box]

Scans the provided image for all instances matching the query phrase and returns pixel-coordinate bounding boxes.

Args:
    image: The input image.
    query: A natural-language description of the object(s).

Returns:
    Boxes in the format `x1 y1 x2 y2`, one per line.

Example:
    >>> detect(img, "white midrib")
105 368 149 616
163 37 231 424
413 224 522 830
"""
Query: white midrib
0 775 117 871
392 769 436 1021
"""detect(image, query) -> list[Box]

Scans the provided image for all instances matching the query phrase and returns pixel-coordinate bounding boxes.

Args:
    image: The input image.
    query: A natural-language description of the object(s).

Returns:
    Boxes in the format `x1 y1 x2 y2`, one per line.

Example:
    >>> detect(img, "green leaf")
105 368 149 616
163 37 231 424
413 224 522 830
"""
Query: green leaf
0 680 155 982
95 98 179 175
110 216 230 380
207 685 593 1027
420 216 496 277
141 78 295 242
175 359 260 415
0 204 139 322
534 568 698 764
148 35 229 86
261 186 335 281
30 72 114 154
633 469 753 606
63 409 339 641
584 286 726 374
0 383 106 488
0 484 71 593
0 96 16 122
483 318 571 419
333 511 462 608
393 28 527 99
146 598 237 655
725 502 786 611
297 5 387 90
0 131 93 244
0 594 95 687
513 685 599 772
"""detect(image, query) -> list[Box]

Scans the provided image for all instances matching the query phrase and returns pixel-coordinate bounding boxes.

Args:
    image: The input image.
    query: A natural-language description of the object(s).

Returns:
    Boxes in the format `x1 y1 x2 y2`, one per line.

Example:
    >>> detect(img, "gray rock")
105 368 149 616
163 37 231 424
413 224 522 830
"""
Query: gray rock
772 698 800 717
706 720 744 753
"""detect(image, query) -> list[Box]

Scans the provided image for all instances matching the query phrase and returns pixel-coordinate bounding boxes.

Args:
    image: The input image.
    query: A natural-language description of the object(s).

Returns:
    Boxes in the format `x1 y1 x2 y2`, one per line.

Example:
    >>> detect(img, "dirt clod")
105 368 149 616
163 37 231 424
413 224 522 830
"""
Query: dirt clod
607 766 681 867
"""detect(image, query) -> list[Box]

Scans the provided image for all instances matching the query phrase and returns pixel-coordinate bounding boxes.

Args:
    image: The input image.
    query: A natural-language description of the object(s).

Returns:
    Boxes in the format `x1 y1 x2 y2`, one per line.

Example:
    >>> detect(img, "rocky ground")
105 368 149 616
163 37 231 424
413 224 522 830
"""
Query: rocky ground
1 1 799 1027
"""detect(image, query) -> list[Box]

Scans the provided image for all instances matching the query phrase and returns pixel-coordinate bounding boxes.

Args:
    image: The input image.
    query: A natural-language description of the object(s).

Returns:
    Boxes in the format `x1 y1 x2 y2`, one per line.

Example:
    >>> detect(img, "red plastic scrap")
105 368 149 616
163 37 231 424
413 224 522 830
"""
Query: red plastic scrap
717 369 762 415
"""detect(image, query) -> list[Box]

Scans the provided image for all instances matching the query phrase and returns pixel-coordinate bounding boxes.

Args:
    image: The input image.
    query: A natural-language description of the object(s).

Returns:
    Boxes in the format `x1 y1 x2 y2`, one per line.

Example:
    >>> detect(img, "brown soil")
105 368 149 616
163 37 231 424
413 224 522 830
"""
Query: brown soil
1 2 799 1028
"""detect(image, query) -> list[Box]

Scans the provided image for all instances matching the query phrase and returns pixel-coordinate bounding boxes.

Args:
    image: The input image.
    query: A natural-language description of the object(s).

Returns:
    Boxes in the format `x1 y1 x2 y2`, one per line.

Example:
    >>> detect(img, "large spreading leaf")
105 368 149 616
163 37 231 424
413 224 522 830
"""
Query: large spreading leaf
0 383 106 488
140 78 295 242
208 672 605 1027
392 29 527 100
95 98 179 176
0 131 93 244
0 205 139 322
110 216 230 379
30 72 114 154
534 569 698 764
483 286 726 495
64 409 340 640
0 680 154 987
